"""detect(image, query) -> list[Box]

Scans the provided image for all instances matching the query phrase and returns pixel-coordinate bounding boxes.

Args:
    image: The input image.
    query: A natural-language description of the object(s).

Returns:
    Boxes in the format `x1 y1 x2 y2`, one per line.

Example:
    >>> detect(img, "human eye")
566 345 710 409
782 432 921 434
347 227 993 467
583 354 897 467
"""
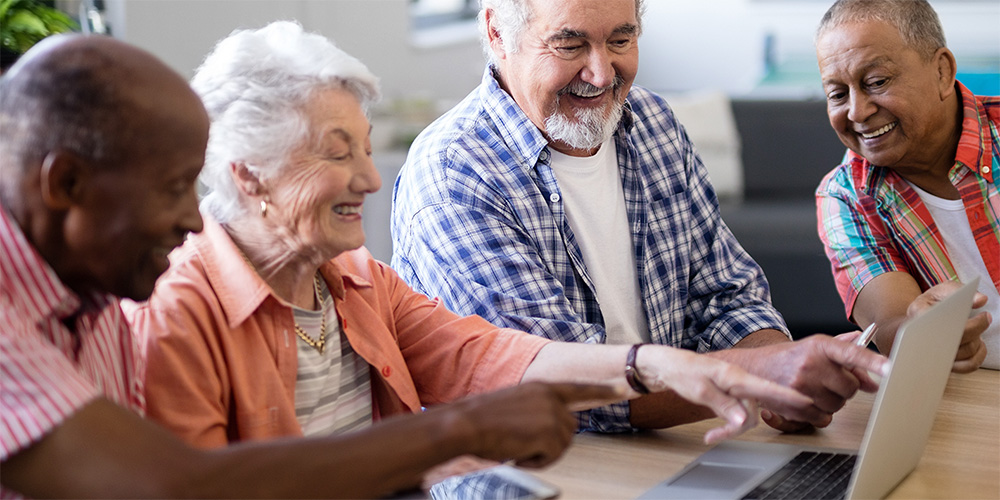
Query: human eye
825 87 847 103
609 38 633 52
866 77 889 90
554 43 583 54
164 177 195 199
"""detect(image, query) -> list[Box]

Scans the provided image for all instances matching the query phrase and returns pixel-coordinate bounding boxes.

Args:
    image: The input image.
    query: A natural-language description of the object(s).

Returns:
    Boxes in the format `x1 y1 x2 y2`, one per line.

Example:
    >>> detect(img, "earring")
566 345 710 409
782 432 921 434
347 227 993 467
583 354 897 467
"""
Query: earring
260 200 268 217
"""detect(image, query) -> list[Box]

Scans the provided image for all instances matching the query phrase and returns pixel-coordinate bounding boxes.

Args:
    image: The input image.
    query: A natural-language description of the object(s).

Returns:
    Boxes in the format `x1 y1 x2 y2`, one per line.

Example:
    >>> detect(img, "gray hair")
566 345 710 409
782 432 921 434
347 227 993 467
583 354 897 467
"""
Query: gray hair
0 35 138 208
192 20 380 224
816 0 946 59
477 0 645 66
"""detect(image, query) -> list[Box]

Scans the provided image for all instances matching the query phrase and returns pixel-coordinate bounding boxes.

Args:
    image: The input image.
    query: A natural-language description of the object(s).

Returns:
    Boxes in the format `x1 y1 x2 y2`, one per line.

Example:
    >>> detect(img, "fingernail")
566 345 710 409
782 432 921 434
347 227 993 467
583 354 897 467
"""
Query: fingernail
761 409 773 420
729 409 747 426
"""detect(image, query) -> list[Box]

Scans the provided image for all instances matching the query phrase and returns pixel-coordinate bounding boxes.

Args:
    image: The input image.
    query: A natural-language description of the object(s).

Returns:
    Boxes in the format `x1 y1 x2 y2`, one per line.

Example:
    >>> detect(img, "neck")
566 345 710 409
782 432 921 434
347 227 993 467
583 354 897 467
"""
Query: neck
223 218 324 310
896 91 964 199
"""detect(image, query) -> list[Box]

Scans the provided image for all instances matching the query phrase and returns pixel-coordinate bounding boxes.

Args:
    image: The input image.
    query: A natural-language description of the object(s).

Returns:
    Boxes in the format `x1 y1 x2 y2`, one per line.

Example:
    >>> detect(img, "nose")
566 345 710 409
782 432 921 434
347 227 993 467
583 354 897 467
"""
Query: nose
847 91 876 124
181 187 204 234
580 47 616 89
354 154 382 195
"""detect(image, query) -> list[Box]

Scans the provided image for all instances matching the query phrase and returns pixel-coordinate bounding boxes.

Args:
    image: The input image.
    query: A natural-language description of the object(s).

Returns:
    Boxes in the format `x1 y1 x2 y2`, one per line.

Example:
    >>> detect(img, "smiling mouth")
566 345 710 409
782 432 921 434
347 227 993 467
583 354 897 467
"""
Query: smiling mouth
558 75 625 102
333 205 362 216
860 121 897 139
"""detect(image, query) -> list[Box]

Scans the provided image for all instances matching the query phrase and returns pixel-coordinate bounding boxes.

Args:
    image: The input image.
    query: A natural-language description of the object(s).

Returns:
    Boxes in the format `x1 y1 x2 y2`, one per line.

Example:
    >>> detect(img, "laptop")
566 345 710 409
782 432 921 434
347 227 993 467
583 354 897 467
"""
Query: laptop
639 277 979 500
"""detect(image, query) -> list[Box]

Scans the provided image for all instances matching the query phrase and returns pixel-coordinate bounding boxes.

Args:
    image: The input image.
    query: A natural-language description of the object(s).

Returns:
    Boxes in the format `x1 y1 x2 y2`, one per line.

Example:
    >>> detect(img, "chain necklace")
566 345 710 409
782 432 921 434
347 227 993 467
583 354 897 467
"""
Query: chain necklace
294 274 327 354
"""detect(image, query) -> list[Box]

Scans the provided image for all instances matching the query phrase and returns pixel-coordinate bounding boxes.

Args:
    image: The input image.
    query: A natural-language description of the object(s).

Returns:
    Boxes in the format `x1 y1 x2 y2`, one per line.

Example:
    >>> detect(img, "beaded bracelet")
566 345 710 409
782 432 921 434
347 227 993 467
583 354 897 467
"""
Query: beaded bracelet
625 343 651 394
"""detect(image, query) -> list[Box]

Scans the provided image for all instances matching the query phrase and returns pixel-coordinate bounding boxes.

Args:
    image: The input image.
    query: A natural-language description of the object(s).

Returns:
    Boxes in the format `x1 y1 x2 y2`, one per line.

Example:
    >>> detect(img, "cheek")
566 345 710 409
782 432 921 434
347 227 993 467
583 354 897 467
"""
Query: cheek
275 169 346 220
827 106 848 131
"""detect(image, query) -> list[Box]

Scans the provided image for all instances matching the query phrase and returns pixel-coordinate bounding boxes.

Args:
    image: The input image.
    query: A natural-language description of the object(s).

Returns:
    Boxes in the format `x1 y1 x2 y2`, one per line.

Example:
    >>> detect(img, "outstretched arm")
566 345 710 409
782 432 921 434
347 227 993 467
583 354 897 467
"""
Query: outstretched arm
521 342 816 443
1 382 621 499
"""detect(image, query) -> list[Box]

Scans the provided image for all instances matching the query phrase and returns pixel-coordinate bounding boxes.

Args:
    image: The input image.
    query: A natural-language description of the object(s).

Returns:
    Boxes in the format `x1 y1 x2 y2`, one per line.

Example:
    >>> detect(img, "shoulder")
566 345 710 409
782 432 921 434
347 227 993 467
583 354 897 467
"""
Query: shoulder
626 86 686 127
622 86 693 154
817 154 867 200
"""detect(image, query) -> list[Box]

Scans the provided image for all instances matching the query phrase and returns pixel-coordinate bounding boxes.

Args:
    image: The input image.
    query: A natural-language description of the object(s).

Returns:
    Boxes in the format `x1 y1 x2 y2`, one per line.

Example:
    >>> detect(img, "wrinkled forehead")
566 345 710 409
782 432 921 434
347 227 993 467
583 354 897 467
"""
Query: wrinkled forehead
527 0 640 37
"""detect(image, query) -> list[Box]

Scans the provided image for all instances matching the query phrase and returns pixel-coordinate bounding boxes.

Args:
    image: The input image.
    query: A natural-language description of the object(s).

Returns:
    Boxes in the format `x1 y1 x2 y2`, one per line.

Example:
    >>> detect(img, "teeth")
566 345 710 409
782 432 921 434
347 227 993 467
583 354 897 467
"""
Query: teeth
861 122 897 139
334 205 362 215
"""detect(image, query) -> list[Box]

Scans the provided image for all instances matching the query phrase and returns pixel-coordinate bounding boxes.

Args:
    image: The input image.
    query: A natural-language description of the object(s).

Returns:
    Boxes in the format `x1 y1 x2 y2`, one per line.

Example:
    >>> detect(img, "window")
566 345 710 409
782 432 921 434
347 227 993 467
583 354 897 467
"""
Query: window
411 0 478 29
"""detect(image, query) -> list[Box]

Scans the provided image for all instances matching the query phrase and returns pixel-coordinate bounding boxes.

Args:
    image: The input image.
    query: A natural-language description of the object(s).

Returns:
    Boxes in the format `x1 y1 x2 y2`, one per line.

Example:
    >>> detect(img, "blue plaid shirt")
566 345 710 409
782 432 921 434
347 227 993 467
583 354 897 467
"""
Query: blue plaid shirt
391 68 788 432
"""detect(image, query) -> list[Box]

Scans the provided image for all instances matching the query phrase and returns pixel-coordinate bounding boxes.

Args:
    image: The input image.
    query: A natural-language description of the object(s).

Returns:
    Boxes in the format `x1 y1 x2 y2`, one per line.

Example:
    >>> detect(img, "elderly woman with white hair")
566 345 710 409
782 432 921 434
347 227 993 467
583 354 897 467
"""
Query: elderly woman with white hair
126 21 817 495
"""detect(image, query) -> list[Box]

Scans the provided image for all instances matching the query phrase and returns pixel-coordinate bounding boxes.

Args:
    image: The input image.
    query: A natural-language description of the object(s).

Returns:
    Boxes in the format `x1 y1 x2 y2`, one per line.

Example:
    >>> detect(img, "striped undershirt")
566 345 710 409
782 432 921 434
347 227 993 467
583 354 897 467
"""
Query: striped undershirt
291 283 372 437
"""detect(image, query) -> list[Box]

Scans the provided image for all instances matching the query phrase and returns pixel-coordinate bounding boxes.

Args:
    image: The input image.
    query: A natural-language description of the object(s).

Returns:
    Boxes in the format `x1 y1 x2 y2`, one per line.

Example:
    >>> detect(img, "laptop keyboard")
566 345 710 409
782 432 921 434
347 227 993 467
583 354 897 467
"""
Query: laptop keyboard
741 451 857 500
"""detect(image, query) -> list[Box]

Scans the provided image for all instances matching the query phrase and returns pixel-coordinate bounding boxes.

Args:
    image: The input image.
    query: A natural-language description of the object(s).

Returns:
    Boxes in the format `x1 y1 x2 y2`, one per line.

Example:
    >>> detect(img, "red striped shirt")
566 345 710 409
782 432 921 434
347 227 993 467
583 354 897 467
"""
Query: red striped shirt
1 208 144 469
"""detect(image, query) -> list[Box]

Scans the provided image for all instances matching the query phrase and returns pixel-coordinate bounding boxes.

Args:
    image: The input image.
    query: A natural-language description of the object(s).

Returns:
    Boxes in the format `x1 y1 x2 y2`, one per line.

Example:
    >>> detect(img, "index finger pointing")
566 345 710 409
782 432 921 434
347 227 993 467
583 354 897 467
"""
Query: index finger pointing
822 339 890 377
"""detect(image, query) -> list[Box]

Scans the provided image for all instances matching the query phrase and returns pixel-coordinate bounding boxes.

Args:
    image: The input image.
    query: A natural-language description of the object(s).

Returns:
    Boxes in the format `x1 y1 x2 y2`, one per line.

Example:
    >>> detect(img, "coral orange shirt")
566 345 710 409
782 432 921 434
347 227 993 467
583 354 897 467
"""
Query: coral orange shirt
125 217 549 448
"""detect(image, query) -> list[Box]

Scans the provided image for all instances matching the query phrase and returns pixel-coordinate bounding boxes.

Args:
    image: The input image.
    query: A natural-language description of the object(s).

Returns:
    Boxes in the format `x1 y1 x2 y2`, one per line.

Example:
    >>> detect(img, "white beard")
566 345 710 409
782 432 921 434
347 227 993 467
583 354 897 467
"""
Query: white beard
544 93 624 151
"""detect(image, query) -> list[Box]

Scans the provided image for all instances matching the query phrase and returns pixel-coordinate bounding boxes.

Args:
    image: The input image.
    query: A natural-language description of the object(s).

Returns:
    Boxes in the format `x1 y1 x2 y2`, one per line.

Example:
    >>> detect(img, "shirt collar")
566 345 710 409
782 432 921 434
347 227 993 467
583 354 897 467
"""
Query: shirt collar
479 66 551 169
190 216 365 329
1 206 88 323
954 80 995 184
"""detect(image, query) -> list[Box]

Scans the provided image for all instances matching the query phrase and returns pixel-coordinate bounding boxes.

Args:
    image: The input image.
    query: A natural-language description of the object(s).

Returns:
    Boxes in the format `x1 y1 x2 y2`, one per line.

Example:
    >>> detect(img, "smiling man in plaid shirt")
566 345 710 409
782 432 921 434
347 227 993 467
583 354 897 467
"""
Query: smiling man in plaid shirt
392 0 885 434
815 0 998 372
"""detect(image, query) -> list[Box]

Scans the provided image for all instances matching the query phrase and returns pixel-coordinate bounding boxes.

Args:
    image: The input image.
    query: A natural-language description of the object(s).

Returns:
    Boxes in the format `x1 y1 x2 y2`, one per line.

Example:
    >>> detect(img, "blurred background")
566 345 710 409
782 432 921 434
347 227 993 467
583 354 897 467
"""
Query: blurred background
11 0 1000 335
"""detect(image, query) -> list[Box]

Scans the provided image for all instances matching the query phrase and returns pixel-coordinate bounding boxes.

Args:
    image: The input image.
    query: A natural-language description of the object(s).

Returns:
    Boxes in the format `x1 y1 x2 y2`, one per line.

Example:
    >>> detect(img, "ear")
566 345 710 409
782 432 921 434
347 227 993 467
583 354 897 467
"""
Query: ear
933 47 958 100
39 151 87 210
230 161 265 198
484 8 508 60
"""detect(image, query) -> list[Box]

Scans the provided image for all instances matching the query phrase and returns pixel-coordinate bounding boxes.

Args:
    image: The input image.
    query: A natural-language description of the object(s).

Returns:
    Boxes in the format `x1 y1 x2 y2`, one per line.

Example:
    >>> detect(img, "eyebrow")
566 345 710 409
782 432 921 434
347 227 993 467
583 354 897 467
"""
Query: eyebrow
822 56 897 85
547 23 639 43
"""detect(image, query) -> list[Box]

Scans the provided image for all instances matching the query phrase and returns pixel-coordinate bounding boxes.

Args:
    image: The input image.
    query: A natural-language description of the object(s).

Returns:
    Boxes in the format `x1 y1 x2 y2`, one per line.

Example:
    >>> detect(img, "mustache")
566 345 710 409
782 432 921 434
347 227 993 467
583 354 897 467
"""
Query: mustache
557 75 626 97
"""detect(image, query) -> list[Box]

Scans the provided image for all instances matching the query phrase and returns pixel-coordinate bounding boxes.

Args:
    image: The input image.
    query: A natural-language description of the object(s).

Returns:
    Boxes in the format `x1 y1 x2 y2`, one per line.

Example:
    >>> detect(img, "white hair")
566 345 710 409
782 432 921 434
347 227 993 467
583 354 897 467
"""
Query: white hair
191 20 380 223
477 0 645 66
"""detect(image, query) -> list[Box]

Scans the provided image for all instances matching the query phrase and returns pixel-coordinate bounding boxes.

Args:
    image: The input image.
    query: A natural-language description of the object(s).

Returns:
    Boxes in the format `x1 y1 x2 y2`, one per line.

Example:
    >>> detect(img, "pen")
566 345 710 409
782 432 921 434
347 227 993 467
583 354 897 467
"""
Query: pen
856 323 878 348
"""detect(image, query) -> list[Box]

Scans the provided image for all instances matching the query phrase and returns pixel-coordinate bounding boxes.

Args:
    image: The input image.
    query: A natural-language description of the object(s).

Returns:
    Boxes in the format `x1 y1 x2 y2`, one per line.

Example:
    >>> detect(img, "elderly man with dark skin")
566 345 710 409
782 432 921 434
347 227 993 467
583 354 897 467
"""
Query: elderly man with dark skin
814 0 998 373
0 34 630 499
392 0 890 434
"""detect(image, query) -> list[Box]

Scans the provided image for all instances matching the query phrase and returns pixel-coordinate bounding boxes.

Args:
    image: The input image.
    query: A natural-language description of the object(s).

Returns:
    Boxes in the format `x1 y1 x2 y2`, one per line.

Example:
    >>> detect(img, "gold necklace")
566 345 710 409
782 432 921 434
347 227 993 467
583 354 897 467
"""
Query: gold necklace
293 274 326 354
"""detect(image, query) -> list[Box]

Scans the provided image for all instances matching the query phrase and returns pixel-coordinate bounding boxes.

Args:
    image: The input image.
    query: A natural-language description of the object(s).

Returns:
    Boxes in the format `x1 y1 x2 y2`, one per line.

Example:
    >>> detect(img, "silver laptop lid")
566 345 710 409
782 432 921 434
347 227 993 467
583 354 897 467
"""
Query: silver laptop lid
848 277 979 499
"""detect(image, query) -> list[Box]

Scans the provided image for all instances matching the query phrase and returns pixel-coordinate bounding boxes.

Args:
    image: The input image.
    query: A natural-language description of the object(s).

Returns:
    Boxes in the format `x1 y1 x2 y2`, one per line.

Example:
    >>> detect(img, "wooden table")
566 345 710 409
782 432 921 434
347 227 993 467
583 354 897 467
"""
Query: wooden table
530 369 999 499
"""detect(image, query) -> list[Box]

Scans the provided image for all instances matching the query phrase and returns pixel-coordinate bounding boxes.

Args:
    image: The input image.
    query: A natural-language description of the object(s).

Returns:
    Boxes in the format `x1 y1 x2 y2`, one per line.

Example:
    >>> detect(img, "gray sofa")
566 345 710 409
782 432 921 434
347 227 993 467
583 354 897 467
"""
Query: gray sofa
722 99 856 337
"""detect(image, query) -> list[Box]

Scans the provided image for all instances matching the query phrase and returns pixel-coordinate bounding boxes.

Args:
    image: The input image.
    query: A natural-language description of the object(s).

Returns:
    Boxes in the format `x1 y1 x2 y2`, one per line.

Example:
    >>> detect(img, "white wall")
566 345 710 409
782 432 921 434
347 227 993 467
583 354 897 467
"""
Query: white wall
107 0 484 104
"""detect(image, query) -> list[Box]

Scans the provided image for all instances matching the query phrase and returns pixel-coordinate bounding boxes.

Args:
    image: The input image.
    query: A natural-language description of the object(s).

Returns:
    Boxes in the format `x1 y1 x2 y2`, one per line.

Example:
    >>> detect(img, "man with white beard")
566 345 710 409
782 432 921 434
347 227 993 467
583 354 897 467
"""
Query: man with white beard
392 0 880 434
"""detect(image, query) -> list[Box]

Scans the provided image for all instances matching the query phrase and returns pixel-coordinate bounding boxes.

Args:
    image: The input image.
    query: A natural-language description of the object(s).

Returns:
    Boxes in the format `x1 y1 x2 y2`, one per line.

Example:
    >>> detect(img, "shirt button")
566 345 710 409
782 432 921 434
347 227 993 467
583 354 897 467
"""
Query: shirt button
983 166 991 174
540 150 549 161
382 365 392 377
549 193 561 203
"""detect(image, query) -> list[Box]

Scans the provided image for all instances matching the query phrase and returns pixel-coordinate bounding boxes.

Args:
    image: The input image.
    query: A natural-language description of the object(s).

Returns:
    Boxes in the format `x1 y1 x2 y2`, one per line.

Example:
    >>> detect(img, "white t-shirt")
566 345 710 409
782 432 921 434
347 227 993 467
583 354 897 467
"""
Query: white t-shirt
548 141 650 345
909 182 999 370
